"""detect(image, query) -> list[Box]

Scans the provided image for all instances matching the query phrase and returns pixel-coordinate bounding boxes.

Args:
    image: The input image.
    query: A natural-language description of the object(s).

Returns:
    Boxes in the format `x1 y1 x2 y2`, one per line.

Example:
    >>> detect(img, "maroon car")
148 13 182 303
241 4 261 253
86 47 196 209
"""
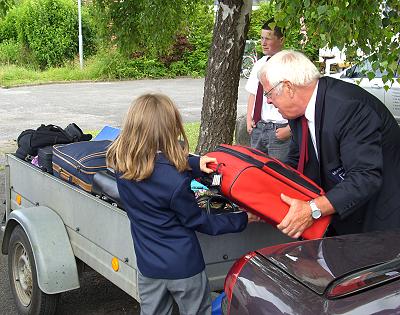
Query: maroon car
219 230 400 315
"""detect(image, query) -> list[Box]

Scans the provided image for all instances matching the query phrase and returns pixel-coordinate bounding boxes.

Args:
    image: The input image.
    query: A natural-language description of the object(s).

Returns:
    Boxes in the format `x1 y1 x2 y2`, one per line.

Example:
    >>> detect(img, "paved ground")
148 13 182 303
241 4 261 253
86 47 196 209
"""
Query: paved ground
0 78 248 314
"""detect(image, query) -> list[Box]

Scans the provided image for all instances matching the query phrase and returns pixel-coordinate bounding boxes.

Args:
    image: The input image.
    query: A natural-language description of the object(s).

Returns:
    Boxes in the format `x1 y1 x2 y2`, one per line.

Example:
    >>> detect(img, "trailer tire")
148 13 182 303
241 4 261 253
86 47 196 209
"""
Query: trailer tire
8 226 59 315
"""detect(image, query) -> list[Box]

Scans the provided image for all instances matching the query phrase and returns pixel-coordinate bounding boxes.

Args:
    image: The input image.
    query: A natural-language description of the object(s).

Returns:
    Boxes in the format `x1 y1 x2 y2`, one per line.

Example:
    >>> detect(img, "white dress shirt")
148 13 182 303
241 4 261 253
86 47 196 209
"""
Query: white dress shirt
245 55 288 124
304 82 319 159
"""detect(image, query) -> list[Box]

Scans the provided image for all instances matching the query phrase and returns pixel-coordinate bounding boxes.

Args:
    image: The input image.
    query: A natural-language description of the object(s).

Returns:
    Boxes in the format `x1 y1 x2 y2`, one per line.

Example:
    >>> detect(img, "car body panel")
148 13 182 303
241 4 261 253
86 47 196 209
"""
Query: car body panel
257 230 400 295
225 230 400 315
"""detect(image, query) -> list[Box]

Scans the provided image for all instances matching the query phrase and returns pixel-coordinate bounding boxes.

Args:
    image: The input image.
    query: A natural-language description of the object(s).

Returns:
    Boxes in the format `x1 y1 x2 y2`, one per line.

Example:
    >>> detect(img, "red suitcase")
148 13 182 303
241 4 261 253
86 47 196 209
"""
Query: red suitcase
206 144 331 240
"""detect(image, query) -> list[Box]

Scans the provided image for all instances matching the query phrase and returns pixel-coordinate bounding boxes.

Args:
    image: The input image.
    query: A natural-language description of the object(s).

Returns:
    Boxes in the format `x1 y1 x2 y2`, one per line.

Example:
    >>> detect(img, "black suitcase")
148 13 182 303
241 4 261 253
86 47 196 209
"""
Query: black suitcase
92 169 124 209
52 140 111 192
37 146 53 174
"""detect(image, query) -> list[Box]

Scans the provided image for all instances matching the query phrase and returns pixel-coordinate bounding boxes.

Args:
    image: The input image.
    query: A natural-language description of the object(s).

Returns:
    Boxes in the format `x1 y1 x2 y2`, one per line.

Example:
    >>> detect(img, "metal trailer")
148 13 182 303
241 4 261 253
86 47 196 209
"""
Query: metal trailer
0 154 292 314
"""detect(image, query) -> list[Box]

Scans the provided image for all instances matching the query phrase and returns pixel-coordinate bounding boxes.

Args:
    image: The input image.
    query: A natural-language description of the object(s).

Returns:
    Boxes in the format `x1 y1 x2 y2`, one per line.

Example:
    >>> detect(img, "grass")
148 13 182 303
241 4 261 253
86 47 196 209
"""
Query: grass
86 121 201 153
0 64 99 87
184 122 200 152
0 52 202 87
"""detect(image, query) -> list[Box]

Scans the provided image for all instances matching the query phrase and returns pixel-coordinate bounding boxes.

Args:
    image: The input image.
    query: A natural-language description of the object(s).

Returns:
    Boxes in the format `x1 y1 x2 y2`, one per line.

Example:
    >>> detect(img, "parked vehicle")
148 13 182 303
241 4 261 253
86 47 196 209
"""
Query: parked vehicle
214 230 400 315
328 57 400 123
0 154 292 315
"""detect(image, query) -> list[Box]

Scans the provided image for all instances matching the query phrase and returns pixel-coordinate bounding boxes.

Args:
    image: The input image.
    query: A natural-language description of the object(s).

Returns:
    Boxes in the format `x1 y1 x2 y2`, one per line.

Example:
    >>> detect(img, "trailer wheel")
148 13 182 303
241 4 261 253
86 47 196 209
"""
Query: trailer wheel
8 226 59 315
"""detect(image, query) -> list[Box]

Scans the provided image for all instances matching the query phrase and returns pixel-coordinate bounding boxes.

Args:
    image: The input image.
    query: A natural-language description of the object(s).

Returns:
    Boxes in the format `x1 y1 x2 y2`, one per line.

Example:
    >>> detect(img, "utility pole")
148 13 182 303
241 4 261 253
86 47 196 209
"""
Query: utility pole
78 0 83 69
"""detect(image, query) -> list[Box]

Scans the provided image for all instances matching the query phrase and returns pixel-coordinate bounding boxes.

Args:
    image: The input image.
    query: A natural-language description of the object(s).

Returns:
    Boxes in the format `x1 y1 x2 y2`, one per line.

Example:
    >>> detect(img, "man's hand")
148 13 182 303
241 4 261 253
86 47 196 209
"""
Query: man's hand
247 118 256 134
277 193 313 239
276 125 291 141
199 155 217 174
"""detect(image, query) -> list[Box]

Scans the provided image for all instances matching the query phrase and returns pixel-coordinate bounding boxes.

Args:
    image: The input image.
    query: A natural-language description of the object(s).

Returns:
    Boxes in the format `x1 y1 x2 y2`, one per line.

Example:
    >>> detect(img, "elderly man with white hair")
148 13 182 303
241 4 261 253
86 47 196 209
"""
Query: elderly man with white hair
258 50 400 238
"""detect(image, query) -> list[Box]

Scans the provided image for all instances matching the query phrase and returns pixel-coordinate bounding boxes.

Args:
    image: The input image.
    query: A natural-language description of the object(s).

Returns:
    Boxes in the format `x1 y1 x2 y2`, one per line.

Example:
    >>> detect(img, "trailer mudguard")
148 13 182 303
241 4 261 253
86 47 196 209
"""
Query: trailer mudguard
1 206 80 294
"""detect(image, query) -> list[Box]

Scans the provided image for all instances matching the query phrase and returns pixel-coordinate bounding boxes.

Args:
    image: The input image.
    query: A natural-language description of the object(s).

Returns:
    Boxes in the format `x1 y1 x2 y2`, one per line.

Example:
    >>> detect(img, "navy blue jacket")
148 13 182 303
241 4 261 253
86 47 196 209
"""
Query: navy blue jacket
286 77 400 235
116 154 248 279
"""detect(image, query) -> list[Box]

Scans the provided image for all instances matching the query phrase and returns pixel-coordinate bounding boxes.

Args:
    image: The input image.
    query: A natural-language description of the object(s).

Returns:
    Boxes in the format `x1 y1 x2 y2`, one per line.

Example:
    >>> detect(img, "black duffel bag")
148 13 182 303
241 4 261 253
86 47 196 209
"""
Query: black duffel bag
16 123 92 161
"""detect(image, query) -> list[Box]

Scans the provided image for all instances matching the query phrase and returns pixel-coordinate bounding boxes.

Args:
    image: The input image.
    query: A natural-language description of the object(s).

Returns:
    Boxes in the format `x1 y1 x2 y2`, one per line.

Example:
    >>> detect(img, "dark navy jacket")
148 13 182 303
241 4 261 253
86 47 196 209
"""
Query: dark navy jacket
286 77 400 235
116 154 248 279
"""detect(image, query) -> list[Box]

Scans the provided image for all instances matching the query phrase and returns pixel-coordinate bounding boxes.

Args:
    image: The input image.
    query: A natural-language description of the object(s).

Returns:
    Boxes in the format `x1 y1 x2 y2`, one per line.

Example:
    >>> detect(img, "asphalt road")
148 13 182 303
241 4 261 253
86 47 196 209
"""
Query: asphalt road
0 78 249 314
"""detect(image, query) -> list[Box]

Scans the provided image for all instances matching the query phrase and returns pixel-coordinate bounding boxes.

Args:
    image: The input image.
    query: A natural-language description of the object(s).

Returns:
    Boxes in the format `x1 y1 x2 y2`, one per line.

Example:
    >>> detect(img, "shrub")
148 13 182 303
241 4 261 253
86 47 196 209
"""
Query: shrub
88 50 171 80
16 0 78 68
183 2 213 75
0 5 19 42
0 39 32 65
6 0 96 68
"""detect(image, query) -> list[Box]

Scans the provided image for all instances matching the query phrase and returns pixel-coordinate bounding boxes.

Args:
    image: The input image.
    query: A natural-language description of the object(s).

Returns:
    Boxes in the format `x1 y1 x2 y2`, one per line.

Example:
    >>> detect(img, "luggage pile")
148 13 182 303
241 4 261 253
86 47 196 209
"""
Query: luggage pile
15 124 124 208
15 126 331 239
16 123 92 174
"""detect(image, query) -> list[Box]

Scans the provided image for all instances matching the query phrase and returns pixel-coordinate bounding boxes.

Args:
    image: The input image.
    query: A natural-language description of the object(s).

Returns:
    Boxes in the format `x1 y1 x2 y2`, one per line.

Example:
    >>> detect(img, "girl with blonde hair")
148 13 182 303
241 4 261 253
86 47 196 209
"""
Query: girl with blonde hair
107 93 254 315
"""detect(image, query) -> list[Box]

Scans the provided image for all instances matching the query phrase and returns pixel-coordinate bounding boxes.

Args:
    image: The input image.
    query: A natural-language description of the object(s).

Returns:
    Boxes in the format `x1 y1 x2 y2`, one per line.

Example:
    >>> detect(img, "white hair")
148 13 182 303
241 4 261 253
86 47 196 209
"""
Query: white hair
258 50 320 94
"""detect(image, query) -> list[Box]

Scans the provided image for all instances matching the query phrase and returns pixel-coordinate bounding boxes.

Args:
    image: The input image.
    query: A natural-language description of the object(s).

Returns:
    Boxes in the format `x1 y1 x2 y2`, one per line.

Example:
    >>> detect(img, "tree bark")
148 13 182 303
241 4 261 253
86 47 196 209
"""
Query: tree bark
195 0 252 155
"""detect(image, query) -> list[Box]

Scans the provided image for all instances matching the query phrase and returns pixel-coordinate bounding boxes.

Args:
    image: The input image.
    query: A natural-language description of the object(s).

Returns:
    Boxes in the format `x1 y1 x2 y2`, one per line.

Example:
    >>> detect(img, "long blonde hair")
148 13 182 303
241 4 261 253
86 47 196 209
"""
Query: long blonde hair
106 93 190 181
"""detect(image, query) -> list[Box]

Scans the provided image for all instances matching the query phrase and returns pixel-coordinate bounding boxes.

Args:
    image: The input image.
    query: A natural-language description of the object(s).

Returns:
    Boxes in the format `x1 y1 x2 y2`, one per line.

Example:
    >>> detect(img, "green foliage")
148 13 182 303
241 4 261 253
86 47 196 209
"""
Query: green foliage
16 0 79 68
93 0 210 57
0 0 97 69
0 5 19 42
274 0 400 82
80 5 98 59
0 39 33 65
182 2 214 76
89 50 170 79
0 0 15 18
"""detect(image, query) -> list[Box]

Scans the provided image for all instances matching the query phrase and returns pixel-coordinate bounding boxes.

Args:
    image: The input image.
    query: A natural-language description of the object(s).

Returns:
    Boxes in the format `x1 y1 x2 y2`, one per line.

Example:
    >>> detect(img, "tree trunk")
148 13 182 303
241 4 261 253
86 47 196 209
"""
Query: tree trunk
195 0 252 155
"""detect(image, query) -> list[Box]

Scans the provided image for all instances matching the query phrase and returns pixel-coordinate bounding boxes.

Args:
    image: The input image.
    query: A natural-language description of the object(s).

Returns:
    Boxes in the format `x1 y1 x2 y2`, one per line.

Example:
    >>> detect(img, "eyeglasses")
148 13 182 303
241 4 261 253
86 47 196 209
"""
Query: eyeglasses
263 81 283 98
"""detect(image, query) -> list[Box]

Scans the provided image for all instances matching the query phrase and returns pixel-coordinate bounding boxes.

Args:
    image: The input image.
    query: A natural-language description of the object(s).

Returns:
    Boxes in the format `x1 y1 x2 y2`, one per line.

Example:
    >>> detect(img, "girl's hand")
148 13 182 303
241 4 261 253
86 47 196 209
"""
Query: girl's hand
247 212 262 223
200 155 217 174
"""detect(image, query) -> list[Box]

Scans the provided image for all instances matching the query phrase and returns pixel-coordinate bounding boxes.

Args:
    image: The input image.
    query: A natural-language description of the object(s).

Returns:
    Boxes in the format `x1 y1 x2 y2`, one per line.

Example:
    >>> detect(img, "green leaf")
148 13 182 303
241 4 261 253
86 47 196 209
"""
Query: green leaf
367 71 375 81
317 5 327 15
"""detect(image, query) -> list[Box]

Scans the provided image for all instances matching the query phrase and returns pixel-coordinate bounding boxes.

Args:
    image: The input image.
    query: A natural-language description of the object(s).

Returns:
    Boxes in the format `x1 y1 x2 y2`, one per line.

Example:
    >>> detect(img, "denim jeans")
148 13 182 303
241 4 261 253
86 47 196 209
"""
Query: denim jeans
250 121 290 161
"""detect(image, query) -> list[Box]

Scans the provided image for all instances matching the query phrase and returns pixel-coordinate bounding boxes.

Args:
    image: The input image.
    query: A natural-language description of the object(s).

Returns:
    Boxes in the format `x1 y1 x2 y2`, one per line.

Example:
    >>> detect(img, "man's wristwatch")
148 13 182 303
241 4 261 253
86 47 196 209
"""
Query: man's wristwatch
309 200 322 220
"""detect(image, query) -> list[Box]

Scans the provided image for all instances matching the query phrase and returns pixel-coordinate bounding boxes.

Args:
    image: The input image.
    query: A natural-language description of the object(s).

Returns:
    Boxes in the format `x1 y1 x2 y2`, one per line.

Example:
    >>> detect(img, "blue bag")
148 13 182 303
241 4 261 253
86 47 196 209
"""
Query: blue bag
52 140 111 192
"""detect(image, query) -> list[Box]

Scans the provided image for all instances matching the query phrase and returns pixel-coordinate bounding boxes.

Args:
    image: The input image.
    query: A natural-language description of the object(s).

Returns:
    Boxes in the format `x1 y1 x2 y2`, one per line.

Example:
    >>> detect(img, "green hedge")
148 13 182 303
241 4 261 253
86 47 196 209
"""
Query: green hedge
18 0 79 68
0 5 19 42
0 0 97 69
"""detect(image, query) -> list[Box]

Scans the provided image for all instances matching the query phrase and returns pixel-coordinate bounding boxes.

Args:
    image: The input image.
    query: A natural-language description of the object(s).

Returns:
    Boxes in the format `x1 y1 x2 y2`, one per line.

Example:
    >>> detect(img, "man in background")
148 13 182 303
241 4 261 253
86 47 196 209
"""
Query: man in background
245 18 291 160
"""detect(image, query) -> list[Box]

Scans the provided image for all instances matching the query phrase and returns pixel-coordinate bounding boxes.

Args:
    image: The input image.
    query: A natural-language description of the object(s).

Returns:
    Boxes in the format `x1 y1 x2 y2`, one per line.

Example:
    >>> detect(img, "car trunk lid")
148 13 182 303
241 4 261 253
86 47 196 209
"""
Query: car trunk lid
256 230 400 295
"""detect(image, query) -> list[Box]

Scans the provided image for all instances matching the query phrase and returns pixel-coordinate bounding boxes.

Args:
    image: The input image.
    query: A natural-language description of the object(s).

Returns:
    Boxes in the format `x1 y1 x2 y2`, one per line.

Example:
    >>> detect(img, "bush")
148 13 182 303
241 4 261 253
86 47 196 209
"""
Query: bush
1 0 97 69
88 50 171 80
16 0 79 68
0 39 26 65
182 2 214 76
0 5 19 42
